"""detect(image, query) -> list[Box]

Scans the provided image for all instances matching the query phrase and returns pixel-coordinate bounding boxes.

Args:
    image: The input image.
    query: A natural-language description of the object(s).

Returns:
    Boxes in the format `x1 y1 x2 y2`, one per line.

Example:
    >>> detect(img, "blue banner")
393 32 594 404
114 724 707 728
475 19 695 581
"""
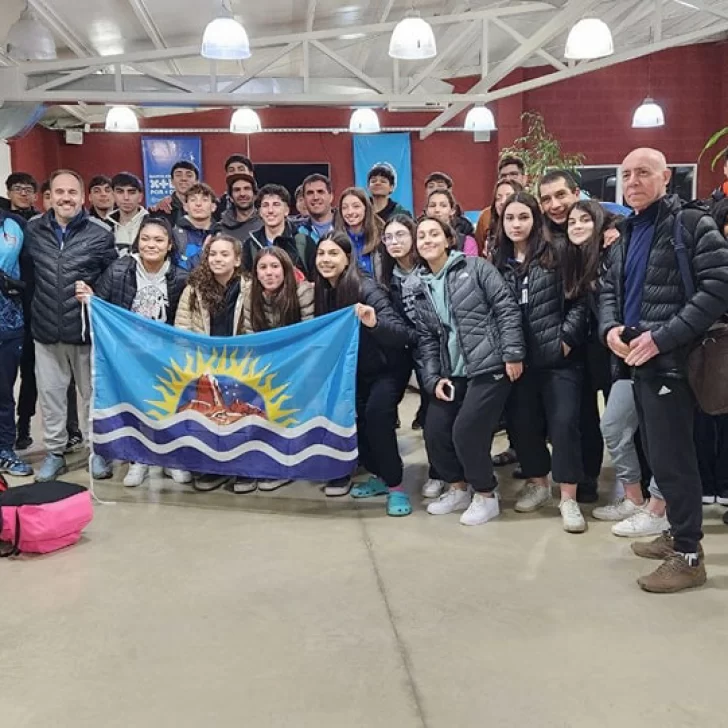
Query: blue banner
141 136 203 206
90 298 360 481
353 132 413 216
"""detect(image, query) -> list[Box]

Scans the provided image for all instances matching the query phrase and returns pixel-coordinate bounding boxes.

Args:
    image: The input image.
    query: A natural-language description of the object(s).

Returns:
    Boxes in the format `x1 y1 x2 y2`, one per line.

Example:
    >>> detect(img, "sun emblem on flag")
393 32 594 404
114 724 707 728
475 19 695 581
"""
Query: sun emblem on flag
146 348 298 426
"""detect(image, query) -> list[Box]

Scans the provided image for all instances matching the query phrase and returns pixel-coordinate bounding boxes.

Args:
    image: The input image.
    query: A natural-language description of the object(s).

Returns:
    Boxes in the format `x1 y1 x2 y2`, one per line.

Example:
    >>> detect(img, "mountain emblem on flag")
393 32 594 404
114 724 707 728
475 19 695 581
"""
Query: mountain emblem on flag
178 372 266 425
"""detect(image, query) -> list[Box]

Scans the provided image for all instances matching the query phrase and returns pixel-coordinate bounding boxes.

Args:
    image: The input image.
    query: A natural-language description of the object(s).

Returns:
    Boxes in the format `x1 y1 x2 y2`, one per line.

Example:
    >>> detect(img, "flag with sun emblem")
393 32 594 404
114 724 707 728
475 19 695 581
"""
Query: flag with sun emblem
89 297 360 481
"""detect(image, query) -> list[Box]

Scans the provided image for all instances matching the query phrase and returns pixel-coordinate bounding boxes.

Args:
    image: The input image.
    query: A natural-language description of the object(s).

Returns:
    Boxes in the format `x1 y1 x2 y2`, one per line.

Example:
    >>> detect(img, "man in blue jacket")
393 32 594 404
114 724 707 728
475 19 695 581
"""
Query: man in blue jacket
0 209 33 476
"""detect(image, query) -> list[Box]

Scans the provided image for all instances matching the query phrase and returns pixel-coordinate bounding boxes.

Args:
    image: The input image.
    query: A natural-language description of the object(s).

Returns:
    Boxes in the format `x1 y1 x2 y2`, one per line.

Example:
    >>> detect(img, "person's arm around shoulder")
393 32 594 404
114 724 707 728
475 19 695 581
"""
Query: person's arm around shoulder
357 277 414 349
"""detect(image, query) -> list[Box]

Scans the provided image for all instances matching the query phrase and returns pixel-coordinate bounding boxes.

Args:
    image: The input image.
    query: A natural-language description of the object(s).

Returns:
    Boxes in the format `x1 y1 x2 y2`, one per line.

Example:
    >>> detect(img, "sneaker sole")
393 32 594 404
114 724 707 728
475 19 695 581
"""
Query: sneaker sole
257 481 292 492
613 526 666 538
422 489 444 499
563 522 587 534
427 505 469 516
637 573 707 593
593 510 641 522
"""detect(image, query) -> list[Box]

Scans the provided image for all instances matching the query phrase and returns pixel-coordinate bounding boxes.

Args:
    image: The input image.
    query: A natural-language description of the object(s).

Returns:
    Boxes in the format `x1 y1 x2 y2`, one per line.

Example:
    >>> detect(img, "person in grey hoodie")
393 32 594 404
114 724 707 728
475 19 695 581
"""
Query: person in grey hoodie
212 173 262 245
403 216 525 528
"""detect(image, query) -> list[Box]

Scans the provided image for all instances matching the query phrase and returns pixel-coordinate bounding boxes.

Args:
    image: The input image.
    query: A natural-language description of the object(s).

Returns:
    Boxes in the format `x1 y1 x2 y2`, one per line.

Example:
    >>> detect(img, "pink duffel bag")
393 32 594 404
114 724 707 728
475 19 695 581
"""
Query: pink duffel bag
0 476 93 557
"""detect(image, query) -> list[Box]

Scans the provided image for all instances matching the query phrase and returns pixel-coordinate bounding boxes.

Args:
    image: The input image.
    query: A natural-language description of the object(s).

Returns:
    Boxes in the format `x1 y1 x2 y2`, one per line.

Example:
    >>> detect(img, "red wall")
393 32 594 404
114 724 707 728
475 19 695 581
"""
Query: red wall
9 43 727 211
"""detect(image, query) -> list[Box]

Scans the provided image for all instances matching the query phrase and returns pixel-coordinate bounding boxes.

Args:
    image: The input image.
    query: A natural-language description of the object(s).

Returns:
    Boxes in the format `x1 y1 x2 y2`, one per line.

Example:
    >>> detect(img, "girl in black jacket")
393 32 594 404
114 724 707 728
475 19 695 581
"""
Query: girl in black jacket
314 231 414 516
78 216 188 488
91 216 188 324
405 216 525 527
494 192 589 533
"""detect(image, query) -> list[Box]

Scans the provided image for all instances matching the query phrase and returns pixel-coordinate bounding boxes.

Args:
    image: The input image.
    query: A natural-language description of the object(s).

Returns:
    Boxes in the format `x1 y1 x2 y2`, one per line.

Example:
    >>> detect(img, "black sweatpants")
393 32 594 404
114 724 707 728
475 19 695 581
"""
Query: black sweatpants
580 344 611 480
508 366 584 484
633 375 702 553
0 333 23 449
424 374 510 493
356 369 408 488
693 408 728 499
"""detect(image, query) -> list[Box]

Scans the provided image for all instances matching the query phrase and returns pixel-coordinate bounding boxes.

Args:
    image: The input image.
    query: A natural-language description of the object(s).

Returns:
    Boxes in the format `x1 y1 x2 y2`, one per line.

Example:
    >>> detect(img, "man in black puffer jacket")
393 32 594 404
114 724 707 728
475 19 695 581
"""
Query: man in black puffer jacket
600 147 728 594
24 169 118 482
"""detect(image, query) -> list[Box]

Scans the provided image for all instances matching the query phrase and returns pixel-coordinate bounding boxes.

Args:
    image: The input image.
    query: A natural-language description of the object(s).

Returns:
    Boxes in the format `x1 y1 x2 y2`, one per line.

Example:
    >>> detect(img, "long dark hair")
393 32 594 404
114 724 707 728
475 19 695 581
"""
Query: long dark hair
187 233 242 314
131 215 179 260
248 247 302 332
486 178 524 255
380 214 418 287
562 200 608 298
493 192 552 272
333 187 384 256
415 216 458 272
314 231 363 316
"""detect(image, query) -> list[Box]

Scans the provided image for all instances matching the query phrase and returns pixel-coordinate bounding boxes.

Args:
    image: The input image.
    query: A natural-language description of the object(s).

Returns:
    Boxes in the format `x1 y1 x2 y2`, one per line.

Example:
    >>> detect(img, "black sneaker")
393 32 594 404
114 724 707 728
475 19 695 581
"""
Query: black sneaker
15 432 32 450
64 432 84 454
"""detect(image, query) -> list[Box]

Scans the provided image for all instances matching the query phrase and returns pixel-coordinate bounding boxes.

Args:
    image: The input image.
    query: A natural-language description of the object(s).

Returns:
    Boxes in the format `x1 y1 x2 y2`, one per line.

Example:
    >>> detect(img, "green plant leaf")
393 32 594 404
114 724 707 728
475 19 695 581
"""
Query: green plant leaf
711 145 728 171
699 126 728 162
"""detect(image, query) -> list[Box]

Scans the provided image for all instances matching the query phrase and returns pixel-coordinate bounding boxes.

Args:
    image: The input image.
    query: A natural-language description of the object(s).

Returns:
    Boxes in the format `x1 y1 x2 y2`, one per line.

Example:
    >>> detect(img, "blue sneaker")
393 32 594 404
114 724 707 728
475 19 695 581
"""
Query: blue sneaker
91 454 113 480
36 453 66 482
0 449 33 477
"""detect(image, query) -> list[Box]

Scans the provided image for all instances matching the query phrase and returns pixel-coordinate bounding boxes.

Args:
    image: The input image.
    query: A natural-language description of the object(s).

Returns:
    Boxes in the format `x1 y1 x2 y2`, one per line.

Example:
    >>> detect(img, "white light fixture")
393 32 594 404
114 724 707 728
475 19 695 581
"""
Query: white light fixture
6 5 56 61
388 13 437 60
464 105 496 132
349 108 380 134
201 3 251 60
564 18 614 60
632 97 665 128
105 106 139 132
230 107 261 134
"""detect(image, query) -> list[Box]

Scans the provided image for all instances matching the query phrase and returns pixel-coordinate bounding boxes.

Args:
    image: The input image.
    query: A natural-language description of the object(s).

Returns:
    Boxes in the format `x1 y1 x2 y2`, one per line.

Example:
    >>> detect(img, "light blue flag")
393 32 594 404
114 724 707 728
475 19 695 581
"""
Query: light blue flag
90 298 360 481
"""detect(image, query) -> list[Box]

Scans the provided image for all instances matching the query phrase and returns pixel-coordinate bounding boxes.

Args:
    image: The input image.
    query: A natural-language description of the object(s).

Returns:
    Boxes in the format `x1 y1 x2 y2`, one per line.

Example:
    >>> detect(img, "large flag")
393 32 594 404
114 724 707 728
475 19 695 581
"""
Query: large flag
90 298 359 481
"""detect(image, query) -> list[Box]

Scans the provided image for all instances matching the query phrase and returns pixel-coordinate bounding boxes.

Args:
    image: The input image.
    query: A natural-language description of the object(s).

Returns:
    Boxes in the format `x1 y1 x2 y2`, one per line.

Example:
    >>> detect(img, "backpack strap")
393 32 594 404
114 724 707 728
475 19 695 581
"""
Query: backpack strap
671 211 696 299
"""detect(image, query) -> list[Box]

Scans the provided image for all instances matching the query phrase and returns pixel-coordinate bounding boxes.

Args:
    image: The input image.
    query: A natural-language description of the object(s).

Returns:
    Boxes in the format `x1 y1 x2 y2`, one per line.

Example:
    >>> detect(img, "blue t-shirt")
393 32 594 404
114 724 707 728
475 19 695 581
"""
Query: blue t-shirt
624 202 659 327
348 230 373 275
0 213 25 336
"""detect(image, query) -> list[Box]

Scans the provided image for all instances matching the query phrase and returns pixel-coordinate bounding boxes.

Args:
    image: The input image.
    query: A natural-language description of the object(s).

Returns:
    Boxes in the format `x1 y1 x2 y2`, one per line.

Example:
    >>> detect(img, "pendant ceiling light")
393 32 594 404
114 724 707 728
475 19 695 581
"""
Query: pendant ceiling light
632 97 665 128
201 2 251 60
5 5 56 61
105 106 139 132
230 107 261 134
564 18 614 60
464 105 496 132
349 108 380 134
389 13 437 60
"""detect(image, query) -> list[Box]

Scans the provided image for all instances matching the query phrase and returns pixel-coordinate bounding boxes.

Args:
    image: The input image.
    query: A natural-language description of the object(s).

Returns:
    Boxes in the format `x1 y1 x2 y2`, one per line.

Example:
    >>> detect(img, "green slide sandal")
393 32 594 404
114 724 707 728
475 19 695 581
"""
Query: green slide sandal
387 491 412 517
351 477 388 498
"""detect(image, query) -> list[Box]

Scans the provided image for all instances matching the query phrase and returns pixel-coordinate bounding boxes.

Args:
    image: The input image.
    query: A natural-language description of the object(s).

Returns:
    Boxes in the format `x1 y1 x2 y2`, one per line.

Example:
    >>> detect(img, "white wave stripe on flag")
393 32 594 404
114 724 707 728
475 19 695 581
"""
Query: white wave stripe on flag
92 428 358 464
93 403 357 438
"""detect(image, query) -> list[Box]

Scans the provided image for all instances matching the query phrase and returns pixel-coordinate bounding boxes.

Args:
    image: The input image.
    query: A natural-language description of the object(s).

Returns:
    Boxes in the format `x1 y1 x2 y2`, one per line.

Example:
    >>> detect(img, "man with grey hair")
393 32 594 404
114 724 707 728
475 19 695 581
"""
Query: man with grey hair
600 147 728 592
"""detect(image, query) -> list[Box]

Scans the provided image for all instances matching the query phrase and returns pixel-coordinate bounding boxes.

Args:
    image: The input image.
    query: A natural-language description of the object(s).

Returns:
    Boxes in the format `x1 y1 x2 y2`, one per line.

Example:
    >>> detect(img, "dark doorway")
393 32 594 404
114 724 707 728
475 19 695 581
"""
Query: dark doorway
254 163 331 200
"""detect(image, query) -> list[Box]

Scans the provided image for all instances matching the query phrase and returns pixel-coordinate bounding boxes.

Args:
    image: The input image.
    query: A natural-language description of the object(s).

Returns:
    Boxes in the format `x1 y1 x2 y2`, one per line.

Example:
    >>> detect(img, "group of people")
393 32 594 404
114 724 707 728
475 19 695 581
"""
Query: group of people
2 145 728 594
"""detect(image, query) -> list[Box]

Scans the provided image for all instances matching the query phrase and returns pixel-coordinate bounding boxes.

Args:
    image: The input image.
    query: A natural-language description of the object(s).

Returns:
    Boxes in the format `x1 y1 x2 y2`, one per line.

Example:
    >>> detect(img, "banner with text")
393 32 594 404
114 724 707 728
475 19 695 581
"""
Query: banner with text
141 136 202 206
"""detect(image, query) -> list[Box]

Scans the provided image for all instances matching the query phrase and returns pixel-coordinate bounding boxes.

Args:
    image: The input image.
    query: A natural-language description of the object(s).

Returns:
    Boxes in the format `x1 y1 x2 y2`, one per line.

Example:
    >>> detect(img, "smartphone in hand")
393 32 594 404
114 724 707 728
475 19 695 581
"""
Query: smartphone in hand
441 381 455 401
620 326 641 344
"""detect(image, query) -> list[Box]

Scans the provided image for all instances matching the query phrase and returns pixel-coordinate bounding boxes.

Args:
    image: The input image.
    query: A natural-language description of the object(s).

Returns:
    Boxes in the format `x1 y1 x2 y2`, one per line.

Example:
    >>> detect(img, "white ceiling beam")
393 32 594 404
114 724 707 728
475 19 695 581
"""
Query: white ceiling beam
30 65 97 92
221 43 301 94
302 41 310 93
128 63 197 93
19 3 557 74
419 0 595 138
310 40 388 94
355 0 396 73
404 23 481 94
28 0 95 57
491 17 569 71
60 105 90 123
675 0 728 23
306 0 317 32
481 19 489 78
126 0 181 75
653 0 664 42
613 1 656 37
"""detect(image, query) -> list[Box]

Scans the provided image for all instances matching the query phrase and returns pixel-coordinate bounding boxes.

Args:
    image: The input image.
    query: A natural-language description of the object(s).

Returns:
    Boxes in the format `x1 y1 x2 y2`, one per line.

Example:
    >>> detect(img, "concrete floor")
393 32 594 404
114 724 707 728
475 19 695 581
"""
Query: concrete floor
2 392 727 728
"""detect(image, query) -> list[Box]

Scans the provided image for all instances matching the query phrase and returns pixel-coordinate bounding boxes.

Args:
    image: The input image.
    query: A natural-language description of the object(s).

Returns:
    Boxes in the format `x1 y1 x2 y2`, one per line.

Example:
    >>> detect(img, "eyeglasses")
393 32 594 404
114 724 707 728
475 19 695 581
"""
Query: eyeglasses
10 185 35 195
382 231 411 245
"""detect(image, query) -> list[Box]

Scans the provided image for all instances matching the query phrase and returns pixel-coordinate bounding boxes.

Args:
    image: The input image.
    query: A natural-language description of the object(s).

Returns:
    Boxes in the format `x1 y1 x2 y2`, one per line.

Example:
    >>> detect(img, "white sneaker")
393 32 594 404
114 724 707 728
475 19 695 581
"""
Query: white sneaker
702 495 717 505
257 478 292 492
233 479 257 494
422 478 445 499
716 496 728 506
514 482 552 513
123 462 148 487
611 510 669 538
324 478 352 497
165 468 192 484
592 497 644 522
460 492 499 526
427 487 471 516
560 498 586 533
